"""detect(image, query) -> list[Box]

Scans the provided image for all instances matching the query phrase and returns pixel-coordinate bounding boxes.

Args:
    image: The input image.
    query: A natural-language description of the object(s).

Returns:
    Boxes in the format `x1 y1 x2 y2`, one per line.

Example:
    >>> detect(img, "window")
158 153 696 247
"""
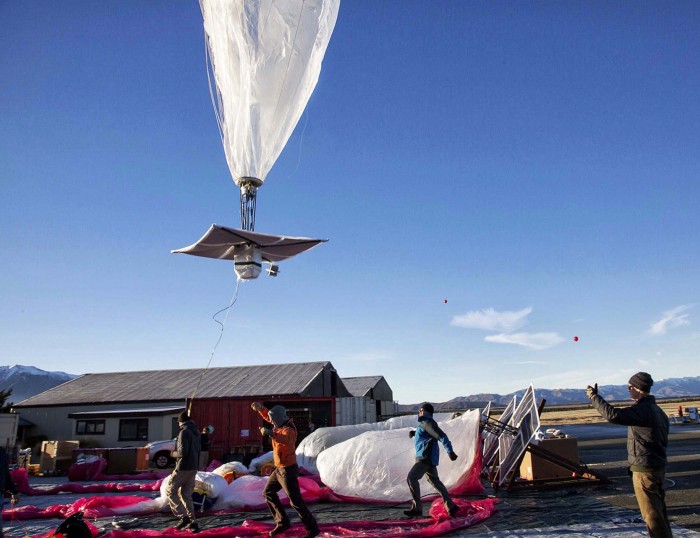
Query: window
76 420 105 435
119 418 149 441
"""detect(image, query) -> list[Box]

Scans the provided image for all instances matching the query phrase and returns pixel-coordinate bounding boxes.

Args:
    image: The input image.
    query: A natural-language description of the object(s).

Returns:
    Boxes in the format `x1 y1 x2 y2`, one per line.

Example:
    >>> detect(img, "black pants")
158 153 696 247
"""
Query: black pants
263 463 317 531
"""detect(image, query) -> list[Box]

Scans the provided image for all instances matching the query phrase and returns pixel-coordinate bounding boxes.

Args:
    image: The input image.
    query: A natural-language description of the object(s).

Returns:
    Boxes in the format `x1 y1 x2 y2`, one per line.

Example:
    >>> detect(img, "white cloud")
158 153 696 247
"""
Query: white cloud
512 360 549 365
451 307 532 332
484 332 564 350
648 305 693 335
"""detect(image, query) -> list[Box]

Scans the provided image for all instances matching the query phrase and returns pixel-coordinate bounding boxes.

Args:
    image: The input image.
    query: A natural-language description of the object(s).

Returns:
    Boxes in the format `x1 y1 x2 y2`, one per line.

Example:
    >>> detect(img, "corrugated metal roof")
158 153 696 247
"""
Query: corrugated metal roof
342 376 384 398
14 362 333 407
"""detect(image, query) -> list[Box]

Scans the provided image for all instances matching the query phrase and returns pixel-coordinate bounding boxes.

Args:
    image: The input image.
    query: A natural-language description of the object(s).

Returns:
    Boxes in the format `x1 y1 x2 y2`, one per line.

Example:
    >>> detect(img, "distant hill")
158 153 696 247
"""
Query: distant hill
398 376 700 413
0 365 77 405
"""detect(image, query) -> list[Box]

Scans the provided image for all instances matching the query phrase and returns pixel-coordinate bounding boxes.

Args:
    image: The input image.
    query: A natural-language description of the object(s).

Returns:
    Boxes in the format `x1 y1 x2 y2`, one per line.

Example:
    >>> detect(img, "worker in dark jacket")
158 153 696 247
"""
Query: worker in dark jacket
199 426 211 471
252 402 320 538
404 403 459 518
1 447 20 538
587 372 672 538
166 411 201 533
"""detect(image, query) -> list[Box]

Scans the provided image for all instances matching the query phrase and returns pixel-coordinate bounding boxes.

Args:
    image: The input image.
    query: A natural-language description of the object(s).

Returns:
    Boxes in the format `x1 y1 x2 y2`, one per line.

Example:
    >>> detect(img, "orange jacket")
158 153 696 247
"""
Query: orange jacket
257 406 297 468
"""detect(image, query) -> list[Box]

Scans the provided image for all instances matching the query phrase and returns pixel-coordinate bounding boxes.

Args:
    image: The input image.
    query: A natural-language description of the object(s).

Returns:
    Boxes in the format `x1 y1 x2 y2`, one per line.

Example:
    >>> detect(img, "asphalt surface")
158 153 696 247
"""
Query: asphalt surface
4 423 700 537
457 422 700 536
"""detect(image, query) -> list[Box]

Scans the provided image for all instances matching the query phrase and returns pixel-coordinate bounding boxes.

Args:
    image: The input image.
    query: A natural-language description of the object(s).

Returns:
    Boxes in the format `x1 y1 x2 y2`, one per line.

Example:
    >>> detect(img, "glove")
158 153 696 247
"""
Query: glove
259 426 273 437
251 402 263 411
449 452 458 461
586 383 598 399
409 430 415 438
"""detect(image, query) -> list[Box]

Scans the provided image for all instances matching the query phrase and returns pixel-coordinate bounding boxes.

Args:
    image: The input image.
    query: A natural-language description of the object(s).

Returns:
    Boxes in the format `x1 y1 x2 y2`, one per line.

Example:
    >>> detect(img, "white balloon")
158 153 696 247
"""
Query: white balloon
200 0 340 187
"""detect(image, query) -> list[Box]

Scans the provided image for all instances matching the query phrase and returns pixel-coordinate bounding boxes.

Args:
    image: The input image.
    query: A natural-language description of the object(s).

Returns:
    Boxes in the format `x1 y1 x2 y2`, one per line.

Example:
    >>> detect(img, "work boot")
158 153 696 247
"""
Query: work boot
175 517 191 530
269 522 291 536
403 508 422 517
186 520 200 533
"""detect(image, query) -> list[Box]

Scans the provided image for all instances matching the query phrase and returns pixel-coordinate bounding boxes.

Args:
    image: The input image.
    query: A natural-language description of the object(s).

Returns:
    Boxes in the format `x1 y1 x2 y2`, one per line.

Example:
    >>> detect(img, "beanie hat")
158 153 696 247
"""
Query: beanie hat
628 372 653 393
178 411 190 423
420 403 434 414
268 405 288 426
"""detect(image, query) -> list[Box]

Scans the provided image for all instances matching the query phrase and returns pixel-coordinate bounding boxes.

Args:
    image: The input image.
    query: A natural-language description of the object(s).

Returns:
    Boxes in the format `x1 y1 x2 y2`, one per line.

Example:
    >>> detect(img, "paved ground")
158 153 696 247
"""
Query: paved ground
459 422 700 537
4 423 700 537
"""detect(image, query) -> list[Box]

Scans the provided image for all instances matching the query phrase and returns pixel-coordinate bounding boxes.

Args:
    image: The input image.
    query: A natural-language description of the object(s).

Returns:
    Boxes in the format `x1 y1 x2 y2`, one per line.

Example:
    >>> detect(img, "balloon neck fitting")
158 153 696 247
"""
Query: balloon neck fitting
236 177 263 231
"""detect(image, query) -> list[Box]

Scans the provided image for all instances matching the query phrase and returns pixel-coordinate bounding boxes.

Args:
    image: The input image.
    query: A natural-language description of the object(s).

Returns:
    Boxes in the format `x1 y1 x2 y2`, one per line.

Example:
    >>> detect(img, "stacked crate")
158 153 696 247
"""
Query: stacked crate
39 440 80 475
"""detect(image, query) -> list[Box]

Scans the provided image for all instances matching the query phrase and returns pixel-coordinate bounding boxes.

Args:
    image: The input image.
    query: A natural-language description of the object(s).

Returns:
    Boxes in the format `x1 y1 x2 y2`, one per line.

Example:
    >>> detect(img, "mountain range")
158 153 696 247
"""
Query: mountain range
2 364 698 411
399 376 700 412
0 365 76 404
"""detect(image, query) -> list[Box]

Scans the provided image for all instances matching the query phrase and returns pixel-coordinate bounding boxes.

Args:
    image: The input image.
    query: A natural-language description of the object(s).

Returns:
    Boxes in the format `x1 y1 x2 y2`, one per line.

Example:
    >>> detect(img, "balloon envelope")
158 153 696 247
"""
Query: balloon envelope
200 0 340 186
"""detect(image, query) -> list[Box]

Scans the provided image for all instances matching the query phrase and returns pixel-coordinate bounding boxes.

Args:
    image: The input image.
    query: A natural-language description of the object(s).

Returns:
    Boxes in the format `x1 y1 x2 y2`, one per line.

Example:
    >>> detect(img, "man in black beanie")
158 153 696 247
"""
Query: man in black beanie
166 411 201 533
586 373 672 537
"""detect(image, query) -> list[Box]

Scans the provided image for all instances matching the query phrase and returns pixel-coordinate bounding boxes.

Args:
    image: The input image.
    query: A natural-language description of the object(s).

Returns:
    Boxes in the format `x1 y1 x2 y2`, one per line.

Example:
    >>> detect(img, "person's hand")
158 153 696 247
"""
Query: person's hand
259 426 272 437
586 383 598 399
251 402 263 411
449 452 458 461
409 430 415 438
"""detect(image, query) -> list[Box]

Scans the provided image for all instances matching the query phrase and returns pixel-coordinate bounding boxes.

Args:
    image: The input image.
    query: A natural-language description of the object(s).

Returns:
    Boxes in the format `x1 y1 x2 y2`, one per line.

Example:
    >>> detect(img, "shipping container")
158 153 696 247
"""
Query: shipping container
379 400 399 418
0 412 19 451
189 396 335 463
335 397 376 425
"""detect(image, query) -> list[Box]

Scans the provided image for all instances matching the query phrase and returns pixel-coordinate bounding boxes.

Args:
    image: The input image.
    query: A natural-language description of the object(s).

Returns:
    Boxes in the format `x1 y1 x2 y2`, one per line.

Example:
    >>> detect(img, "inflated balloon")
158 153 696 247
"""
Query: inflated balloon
174 1 339 280
573 336 579 342
200 0 340 231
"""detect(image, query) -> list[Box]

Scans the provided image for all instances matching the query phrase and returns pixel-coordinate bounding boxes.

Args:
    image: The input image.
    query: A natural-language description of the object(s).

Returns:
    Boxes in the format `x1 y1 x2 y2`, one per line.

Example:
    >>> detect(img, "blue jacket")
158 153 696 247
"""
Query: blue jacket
414 413 454 466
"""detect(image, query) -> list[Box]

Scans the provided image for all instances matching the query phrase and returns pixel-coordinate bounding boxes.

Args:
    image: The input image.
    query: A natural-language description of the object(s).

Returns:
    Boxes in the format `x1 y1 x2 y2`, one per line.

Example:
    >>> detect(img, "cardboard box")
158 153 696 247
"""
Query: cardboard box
105 447 151 474
520 437 579 481
40 440 80 474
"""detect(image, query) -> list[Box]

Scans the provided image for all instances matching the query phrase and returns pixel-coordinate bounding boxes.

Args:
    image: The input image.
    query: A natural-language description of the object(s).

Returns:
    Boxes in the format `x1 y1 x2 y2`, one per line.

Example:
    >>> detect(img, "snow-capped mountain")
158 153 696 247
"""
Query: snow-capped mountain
0 365 77 405
399 375 700 412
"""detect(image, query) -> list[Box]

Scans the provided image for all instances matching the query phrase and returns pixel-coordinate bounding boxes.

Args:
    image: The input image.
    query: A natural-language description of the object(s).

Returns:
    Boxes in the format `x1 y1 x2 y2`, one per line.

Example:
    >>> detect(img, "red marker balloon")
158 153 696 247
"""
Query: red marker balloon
573 336 579 342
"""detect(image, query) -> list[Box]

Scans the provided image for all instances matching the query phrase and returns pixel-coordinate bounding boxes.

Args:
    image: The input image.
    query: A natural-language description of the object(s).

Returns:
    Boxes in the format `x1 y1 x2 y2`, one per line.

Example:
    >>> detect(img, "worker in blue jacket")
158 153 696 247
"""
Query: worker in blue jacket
404 403 459 518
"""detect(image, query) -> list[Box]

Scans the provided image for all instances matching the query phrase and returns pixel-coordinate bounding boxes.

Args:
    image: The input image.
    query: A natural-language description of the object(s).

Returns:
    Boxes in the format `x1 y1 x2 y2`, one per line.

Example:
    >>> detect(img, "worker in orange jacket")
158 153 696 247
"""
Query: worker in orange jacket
252 403 320 538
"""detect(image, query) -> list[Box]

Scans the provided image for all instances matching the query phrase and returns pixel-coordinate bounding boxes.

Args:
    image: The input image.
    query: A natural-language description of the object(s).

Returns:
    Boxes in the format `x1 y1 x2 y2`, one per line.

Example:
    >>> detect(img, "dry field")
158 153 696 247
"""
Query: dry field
539 399 700 426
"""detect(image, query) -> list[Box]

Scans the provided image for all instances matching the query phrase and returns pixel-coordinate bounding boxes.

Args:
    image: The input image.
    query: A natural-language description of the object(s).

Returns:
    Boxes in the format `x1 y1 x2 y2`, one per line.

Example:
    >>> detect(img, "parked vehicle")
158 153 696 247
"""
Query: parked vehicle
145 438 176 469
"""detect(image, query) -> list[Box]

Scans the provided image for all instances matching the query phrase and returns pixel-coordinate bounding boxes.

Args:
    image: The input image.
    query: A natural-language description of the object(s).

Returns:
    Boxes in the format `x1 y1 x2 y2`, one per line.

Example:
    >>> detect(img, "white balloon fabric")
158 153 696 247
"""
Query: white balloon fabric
159 471 229 501
316 410 481 501
216 474 272 508
296 413 454 474
200 0 340 186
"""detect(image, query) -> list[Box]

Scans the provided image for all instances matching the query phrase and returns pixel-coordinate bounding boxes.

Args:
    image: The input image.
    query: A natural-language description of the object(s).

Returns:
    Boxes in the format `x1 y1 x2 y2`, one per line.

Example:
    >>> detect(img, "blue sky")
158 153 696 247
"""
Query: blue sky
2 1 699 405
